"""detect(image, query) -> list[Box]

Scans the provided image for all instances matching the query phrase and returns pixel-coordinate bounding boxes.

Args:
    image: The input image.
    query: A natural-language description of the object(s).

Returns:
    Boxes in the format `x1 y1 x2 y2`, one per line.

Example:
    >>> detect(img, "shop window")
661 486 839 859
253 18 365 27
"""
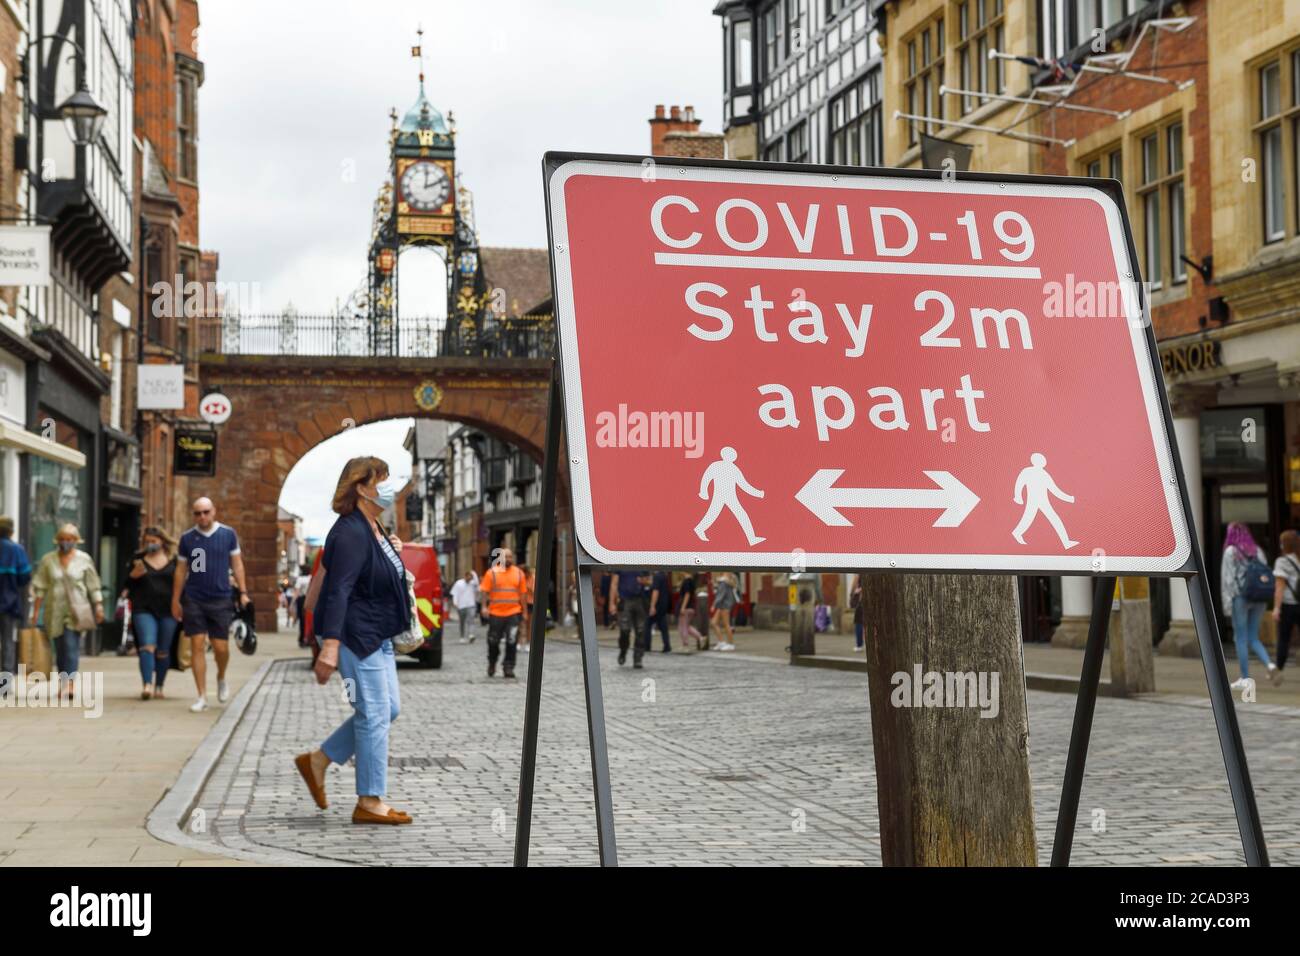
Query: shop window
29 456 86 569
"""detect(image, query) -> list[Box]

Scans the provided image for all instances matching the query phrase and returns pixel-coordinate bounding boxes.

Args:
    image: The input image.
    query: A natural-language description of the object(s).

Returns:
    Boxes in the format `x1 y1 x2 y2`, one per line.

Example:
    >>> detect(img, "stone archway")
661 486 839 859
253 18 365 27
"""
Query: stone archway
195 354 569 630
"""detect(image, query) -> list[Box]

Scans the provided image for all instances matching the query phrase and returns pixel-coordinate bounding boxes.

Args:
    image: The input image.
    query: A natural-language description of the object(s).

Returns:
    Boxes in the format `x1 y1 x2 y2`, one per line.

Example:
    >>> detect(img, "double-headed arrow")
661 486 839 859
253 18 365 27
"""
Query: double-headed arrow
795 469 980 528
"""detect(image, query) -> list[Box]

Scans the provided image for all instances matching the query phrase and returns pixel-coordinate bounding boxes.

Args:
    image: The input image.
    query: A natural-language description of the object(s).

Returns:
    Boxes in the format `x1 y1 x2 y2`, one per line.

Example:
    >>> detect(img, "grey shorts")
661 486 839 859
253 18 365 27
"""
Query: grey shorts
182 597 233 639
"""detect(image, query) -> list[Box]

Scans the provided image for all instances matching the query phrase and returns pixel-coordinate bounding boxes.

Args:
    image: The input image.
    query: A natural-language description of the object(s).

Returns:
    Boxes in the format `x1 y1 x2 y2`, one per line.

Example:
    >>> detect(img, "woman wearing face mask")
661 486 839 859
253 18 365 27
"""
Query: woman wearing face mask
294 457 413 825
30 524 105 701
123 527 179 700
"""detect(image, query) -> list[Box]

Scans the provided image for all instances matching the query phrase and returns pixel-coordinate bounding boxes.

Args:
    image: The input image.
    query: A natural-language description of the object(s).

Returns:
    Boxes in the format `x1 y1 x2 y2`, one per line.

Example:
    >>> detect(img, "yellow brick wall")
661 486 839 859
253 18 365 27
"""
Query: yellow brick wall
881 0 1036 173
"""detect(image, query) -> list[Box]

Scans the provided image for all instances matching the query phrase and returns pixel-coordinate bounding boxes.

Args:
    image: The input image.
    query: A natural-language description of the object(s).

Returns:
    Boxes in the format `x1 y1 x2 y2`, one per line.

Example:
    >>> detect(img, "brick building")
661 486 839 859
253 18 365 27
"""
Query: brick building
650 103 727 159
135 0 208 542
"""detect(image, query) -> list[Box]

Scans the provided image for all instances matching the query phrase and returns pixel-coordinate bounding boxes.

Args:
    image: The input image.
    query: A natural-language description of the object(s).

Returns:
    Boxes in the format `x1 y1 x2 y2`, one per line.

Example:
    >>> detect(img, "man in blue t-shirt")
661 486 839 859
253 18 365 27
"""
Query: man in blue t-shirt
171 497 249 712
0 516 32 692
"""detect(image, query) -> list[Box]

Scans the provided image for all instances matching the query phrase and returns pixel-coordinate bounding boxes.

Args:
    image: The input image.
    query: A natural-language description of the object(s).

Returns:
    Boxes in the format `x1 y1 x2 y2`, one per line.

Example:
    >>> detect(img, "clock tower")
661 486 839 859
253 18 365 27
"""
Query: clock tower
368 35 487 355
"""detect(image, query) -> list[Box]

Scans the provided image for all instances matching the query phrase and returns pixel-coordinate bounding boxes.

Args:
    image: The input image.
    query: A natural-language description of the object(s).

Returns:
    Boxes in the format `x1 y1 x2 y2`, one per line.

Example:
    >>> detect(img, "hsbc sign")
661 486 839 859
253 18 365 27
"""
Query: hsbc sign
544 155 1192 575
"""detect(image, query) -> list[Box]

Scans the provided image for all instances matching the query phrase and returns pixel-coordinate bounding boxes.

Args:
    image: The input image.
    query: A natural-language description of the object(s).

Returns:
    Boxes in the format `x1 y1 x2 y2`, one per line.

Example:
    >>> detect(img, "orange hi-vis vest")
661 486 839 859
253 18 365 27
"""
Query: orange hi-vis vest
484 565 527 617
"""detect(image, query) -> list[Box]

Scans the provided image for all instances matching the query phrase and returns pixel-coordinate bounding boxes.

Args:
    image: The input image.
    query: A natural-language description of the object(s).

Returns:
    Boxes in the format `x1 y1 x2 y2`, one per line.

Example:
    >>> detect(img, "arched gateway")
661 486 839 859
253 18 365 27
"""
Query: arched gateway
195 350 568 632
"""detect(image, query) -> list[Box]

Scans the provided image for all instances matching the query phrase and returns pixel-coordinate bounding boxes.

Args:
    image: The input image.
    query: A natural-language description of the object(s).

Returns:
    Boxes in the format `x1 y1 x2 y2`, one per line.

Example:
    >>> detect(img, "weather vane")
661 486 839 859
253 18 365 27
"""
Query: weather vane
411 24 424 85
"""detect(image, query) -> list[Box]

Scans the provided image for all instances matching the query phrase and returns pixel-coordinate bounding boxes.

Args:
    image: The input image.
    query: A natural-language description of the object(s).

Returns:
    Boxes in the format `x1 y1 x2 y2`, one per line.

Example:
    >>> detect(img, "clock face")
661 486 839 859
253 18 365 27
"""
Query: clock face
400 161 450 212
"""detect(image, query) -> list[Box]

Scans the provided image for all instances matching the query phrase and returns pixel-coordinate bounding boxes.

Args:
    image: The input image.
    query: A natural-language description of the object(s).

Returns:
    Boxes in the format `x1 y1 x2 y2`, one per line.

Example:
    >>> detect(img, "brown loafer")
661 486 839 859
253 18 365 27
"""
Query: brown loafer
294 752 328 809
352 805 412 825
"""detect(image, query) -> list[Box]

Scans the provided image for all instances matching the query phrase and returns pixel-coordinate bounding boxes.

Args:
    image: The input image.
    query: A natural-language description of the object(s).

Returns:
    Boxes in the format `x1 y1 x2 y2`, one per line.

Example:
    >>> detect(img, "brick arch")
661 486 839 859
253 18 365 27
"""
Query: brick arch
194 355 568 630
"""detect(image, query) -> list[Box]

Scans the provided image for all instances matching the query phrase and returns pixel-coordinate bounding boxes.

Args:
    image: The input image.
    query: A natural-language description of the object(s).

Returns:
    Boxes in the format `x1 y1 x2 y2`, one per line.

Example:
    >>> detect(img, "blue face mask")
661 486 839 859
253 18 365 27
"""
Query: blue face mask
363 479 399 509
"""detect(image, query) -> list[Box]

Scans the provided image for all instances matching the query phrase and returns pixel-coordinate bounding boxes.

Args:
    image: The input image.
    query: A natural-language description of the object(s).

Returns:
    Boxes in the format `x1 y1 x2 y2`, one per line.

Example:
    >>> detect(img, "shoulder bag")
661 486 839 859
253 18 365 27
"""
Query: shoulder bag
60 557 97 631
376 519 424 654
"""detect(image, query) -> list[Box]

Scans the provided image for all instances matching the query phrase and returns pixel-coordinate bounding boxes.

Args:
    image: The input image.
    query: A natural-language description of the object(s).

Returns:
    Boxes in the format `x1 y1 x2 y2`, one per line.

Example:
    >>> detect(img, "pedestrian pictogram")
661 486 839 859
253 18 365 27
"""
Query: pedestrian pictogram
1012 452 1076 549
694 446 765 545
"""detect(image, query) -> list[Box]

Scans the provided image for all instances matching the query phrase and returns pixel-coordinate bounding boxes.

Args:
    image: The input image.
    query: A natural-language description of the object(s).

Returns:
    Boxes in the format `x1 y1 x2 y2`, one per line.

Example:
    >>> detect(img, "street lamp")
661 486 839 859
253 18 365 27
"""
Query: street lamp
57 84 108 147
24 35 109 149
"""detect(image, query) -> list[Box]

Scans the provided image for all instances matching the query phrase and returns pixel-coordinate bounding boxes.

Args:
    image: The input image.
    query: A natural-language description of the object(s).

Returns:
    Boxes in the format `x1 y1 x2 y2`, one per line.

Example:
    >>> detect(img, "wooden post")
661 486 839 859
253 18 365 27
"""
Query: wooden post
862 572 1036 866
1110 577 1155 695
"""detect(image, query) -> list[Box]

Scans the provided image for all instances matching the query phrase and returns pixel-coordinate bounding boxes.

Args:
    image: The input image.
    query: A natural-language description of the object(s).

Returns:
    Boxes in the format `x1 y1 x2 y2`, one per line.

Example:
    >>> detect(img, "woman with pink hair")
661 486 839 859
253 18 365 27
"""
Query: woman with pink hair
1221 522 1281 690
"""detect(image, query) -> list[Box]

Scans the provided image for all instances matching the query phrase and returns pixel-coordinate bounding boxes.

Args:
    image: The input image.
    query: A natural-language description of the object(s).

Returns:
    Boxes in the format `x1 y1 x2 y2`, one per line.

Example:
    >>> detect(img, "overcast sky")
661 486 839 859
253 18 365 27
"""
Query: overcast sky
204 1 720 535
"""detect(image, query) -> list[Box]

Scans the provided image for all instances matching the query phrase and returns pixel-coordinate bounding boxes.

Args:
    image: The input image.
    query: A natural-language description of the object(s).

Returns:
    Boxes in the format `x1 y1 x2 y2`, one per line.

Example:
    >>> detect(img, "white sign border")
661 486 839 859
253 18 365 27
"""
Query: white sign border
547 159 1192 574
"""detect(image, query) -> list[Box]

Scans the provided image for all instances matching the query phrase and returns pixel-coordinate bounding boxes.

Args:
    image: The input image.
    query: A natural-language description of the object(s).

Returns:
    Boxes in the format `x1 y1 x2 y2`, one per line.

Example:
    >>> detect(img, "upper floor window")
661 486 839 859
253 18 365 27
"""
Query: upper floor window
1253 51 1300 244
786 0 806 58
831 70 882 167
1134 118 1186 291
956 0 1004 114
787 120 809 163
763 5 781 76
177 72 198 181
733 18 754 88
1081 144 1122 183
1076 0 1145 45
904 16 945 146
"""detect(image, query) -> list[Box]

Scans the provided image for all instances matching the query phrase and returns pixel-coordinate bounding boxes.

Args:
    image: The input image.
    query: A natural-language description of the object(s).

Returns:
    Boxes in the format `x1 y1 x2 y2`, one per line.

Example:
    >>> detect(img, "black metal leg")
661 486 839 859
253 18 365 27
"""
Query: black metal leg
1186 572 1269 866
513 370 563 867
1051 575 1115 867
576 561 618 865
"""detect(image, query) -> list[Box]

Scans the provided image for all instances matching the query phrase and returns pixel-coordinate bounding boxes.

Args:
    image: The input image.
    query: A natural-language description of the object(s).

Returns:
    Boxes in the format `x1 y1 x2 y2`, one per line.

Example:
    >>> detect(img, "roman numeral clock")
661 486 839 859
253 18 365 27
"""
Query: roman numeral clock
367 56 488 356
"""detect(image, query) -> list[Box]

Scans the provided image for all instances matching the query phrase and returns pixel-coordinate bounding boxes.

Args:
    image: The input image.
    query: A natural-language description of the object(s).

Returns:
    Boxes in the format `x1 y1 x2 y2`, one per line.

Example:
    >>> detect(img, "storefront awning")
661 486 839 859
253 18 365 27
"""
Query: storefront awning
0 421 86 468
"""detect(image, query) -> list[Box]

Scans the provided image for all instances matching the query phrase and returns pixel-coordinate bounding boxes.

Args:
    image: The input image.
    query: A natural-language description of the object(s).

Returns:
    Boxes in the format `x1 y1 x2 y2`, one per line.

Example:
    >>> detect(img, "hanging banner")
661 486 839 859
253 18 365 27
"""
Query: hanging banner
174 426 217 477
0 226 51 286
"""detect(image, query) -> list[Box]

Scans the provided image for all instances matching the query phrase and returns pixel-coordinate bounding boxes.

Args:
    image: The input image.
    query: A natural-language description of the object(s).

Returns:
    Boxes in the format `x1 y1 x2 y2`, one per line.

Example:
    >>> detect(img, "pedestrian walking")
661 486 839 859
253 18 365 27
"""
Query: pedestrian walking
647 570 672 653
0 516 32 691
124 527 179 700
0 520 31 691
450 570 479 644
172 497 250 712
296 456 412 826
711 570 739 651
676 574 703 650
1221 522 1281 690
30 524 104 700
610 569 650 668
519 564 535 651
480 548 526 678
851 574 866 652
294 564 311 647
1271 529 1300 671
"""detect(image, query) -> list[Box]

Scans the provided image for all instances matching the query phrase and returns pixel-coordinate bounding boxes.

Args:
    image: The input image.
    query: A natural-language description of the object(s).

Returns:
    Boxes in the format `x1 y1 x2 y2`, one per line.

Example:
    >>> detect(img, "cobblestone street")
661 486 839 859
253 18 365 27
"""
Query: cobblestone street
178 637 1300 866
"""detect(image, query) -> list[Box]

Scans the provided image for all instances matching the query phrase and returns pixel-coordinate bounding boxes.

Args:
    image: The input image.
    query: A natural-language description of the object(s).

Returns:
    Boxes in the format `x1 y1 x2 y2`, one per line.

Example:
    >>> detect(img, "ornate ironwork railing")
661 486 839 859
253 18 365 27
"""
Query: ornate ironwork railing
196 314 555 360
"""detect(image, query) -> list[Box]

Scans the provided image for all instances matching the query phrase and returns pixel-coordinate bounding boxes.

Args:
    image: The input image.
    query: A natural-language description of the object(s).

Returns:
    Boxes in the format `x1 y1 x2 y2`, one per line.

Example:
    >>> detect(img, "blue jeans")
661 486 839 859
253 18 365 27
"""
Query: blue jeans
1231 596 1272 679
133 612 178 687
322 639 401 798
55 629 82 675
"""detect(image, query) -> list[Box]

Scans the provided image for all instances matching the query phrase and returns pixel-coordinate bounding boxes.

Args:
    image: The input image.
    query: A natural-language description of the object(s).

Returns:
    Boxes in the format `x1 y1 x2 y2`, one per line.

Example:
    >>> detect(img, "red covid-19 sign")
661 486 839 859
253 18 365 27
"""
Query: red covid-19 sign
545 156 1191 574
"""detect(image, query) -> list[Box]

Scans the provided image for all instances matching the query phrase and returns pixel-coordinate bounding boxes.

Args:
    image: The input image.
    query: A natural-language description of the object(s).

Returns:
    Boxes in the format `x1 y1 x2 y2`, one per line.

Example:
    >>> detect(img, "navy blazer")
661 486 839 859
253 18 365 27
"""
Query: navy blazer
314 509 409 659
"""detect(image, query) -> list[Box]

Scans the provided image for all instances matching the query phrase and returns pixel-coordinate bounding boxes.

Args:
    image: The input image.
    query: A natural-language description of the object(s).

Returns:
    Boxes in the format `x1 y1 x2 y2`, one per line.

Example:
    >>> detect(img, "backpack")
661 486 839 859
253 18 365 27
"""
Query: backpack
1241 556 1275 603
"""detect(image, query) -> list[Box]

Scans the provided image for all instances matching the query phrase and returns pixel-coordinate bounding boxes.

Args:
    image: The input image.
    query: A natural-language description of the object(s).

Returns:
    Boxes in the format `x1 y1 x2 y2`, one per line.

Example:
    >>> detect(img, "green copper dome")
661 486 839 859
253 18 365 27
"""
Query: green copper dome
400 82 449 136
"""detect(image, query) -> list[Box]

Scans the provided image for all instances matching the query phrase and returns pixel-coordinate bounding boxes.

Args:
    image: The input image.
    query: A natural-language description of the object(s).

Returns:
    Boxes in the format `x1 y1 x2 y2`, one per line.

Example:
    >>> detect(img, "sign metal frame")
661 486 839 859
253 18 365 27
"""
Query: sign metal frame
512 151 1267 869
